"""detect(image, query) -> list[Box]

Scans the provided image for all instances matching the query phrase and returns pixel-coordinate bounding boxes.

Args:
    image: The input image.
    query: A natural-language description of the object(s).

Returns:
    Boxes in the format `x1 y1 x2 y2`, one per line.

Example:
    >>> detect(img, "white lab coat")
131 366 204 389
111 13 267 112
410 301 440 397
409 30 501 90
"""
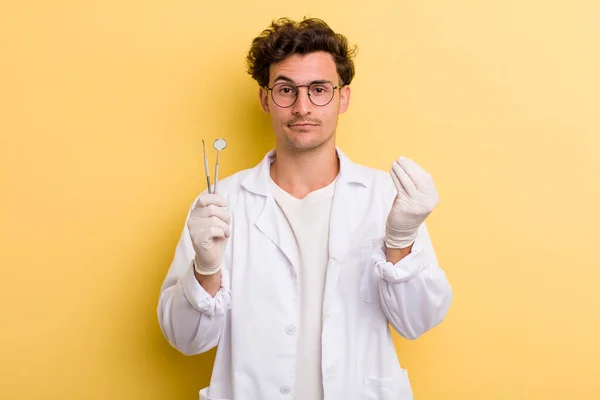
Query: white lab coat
158 148 452 400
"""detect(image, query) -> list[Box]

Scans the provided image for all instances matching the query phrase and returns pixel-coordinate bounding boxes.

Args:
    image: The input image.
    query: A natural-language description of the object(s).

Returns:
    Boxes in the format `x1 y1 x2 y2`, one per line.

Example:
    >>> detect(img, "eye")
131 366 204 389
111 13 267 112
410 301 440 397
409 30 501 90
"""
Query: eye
276 85 297 95
311 85 330 95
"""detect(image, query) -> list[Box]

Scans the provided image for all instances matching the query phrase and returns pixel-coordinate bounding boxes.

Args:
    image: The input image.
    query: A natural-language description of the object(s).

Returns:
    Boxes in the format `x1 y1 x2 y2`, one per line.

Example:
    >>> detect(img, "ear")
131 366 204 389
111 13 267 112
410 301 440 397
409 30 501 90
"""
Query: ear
338 85 351 114
259 86 270 113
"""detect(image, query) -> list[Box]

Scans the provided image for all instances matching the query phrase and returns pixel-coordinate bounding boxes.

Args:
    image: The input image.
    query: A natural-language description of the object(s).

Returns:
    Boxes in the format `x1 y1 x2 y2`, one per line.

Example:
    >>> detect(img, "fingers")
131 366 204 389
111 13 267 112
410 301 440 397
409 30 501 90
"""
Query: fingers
191 223 230 240
395 157 432 192
192 193 231 224
189 192 231 241
193 202 230 222
391 161 418 198
390 168 404 194
189 215 231 242
209 225 230 239
207 216 231 238
195 193 228 208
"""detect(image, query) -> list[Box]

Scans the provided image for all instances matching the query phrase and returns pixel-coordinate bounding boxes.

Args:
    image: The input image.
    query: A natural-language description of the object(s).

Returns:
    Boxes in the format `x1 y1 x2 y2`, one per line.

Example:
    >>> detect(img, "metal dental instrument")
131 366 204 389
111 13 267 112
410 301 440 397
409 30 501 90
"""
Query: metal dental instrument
202 139 212 193
212 138 227 194
202 138 227 194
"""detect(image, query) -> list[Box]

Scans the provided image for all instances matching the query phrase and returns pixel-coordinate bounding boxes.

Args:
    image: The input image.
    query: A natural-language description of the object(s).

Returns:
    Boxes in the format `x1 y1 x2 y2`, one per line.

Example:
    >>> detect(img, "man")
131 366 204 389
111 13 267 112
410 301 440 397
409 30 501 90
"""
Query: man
158 17 452 400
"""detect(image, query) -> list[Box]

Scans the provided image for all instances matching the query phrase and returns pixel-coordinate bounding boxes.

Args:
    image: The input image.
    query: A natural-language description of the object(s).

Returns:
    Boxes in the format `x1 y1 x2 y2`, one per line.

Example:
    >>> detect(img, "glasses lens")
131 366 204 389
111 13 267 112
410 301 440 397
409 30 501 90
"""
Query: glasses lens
308 82 335 106
270 82 336 107
271 83 297 108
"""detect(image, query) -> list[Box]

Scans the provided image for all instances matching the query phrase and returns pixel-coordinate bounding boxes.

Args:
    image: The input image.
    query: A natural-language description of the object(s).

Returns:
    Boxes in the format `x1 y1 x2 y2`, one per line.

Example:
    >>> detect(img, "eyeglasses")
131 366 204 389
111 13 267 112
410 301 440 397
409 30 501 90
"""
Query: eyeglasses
263 81 342 108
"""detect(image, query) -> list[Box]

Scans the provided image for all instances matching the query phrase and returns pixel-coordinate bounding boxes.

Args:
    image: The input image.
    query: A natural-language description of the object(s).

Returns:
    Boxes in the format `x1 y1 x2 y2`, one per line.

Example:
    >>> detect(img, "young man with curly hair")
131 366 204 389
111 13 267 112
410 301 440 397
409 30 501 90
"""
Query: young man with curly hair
158 17 452 400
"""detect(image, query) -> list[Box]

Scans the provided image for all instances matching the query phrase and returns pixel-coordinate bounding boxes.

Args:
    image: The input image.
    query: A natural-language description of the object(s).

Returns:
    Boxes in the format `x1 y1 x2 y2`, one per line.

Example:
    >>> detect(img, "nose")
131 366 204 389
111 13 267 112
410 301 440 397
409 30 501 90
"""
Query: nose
292 86 312 116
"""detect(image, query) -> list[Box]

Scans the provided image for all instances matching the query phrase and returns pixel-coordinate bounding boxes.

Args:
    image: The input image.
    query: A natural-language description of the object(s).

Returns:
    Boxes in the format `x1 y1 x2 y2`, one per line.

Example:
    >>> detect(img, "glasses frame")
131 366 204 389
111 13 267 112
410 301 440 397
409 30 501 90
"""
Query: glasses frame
262 81 343 108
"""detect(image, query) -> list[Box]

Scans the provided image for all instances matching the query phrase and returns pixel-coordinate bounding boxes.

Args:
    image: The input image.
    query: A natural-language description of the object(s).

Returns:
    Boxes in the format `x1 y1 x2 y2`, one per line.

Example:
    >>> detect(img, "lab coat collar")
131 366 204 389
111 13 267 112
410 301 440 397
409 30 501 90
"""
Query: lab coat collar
241 147 369 196
243 146 372 264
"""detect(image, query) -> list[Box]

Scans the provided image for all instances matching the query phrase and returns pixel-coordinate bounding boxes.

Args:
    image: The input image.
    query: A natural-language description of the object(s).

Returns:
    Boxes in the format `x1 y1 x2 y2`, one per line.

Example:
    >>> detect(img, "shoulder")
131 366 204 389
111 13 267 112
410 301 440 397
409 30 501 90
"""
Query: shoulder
339 158 397 215
350 161 396 197
356 163 390 182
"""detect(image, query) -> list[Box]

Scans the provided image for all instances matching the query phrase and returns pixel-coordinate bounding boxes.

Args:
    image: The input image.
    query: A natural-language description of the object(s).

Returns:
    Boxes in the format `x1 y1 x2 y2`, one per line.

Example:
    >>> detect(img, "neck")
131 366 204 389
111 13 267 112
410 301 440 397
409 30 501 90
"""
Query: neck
270 141 339 199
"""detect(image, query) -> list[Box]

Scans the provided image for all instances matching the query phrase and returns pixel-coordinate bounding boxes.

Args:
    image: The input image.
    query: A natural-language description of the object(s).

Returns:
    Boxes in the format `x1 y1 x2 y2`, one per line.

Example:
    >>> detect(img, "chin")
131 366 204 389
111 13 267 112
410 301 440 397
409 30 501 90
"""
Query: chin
278 125 335 150
284 134 332 152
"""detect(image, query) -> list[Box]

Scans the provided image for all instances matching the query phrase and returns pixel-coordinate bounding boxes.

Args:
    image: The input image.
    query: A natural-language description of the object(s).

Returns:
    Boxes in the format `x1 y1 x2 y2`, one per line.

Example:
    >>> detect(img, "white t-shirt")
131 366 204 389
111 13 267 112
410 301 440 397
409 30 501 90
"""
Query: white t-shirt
269 176 337 400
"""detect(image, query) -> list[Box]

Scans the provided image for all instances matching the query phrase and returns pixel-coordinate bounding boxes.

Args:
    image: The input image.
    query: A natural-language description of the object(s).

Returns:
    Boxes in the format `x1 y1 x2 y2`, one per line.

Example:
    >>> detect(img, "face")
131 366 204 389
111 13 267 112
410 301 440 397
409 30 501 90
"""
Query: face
259 51 351 152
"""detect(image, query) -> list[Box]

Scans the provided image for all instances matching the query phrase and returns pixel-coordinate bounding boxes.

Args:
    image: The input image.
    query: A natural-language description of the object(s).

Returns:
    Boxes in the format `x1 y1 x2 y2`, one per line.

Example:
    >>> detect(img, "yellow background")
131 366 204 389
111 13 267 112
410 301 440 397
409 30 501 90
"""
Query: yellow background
1 1 599 399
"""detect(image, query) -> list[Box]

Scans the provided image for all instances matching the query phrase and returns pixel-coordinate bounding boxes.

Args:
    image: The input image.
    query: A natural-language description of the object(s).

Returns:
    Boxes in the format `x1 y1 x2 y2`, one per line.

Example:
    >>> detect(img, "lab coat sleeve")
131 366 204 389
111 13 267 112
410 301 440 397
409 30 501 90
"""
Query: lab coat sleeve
157 199 231 355
372 222 452 340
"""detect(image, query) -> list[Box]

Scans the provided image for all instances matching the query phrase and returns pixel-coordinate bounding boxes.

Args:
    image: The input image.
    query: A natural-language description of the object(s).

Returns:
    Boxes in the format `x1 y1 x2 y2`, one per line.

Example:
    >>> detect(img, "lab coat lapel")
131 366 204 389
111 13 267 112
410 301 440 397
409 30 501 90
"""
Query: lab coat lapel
254 196 299 274
329 183 357 262
329 149 369 262
241 150 299 274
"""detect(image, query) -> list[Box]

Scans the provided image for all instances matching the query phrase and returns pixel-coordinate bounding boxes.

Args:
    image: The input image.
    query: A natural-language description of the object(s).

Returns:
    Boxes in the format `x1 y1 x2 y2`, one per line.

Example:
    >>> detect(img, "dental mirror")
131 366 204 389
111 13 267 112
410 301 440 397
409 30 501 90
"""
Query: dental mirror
213 138 227 151
212 138 227 193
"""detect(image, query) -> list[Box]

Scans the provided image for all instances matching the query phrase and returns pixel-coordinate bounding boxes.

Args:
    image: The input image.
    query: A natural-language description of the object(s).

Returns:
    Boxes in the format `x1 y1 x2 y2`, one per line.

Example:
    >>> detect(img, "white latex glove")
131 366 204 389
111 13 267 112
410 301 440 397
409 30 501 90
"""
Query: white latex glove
187 192 231 275
385 156 439 249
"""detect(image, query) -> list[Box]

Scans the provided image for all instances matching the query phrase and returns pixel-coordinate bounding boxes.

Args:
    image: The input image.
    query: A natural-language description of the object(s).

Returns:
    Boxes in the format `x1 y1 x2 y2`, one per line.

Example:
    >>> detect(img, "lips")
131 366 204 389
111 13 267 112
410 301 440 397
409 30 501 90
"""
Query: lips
288 121 319 127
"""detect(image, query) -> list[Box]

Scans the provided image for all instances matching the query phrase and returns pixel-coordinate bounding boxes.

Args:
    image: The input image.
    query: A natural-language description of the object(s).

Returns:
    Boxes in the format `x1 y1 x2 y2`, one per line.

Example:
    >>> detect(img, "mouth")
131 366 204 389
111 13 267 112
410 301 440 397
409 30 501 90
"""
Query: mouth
288 122 319 128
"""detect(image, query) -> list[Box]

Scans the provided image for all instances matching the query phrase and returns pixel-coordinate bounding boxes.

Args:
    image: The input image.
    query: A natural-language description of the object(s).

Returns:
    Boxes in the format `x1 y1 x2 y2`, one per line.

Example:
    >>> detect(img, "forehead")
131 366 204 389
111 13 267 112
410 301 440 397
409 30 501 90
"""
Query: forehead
269 51 339 84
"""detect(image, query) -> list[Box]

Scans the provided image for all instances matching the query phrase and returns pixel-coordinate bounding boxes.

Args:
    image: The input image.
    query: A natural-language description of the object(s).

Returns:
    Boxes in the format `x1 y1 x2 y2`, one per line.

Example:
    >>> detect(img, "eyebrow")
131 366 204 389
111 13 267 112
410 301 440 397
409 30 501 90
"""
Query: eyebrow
271 75 335 86
272 75 295 84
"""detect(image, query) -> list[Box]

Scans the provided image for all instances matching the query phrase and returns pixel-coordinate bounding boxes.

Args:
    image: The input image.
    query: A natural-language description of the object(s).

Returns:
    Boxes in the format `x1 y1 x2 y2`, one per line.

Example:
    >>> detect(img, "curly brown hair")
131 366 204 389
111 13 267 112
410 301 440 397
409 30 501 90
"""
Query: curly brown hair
246 17 357 88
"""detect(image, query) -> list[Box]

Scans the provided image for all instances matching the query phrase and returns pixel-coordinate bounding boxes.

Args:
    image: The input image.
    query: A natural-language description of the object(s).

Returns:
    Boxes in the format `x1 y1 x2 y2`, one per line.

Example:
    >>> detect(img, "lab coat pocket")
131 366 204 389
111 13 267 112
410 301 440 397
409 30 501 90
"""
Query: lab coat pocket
199 387 230 400
364 370 413 400
359 236 382 304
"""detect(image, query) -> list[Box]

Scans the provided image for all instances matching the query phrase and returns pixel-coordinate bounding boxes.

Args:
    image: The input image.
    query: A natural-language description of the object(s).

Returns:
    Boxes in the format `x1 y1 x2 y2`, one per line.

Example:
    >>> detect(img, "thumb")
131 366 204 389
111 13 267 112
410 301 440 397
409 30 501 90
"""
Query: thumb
390 168 404 195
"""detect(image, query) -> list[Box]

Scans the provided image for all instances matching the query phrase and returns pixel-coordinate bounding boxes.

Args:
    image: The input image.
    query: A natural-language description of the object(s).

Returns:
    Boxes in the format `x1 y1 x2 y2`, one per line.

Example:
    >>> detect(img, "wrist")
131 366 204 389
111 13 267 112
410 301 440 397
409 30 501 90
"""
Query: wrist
386 244 413 264
193 254 222 275
194 267 222 297
384 227 418 249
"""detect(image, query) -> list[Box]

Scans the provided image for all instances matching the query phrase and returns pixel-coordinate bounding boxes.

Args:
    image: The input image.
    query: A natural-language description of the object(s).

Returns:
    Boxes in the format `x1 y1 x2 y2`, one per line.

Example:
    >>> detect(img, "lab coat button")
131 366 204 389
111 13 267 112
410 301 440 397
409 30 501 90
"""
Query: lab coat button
280 385 291 395
285 325 297 335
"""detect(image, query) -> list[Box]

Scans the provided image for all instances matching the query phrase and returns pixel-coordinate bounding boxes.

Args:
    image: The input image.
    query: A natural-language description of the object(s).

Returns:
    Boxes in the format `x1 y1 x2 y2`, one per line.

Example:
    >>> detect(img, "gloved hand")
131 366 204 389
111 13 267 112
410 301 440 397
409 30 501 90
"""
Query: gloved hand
385 156 439 249
187 192 231 275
